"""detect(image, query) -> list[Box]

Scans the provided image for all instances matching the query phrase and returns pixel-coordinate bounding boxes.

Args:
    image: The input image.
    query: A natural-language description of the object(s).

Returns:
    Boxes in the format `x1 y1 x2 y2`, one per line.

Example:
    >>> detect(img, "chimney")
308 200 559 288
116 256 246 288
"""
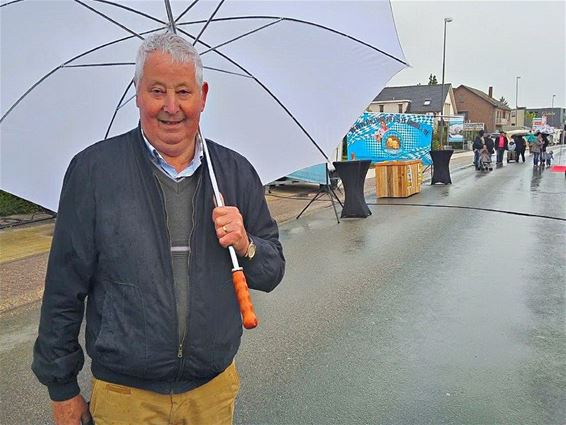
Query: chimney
488 86 493 98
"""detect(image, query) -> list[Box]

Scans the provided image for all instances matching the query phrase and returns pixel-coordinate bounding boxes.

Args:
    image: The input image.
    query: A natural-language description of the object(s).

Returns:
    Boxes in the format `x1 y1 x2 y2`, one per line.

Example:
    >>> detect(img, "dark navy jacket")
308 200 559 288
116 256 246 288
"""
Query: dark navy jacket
32 127 285 401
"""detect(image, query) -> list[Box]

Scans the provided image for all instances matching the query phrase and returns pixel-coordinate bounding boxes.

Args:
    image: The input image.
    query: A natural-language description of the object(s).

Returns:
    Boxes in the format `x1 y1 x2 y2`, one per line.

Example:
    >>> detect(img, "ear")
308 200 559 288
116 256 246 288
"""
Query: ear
200 81 209 112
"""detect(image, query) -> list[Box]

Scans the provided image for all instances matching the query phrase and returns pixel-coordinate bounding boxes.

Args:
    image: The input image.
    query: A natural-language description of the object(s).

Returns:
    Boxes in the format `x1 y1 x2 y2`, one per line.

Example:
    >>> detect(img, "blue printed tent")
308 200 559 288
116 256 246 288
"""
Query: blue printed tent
347 113 434 165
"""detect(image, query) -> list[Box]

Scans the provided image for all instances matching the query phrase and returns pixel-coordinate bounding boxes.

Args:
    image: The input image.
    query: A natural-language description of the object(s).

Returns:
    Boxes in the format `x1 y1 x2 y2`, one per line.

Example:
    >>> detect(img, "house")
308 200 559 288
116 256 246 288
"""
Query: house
453 85 511 133
369 84 458 116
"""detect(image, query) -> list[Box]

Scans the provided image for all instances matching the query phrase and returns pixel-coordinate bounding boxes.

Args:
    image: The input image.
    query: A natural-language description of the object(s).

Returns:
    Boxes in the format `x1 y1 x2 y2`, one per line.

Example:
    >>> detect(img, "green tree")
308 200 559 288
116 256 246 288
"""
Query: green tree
428 74 438 85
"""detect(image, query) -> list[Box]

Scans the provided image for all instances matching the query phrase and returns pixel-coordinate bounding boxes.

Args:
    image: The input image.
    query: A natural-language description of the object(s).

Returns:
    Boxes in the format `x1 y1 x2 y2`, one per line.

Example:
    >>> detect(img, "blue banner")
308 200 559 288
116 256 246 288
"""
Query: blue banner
346 113 434 165
447 115 464 143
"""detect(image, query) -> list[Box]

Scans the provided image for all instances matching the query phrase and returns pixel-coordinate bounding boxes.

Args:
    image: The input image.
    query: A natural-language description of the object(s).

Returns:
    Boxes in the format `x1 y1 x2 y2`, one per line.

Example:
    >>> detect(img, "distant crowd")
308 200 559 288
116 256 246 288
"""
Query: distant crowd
472 130 554 171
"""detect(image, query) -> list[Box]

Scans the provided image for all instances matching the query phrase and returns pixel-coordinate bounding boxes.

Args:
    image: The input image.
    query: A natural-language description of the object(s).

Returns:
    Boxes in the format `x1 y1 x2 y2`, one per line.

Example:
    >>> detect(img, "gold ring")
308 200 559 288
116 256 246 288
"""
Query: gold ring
222 225 228 234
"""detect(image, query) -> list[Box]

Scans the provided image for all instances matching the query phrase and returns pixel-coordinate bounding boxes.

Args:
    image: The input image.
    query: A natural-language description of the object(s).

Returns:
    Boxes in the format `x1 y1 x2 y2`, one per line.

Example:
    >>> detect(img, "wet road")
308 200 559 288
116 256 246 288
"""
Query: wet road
1 153 565 424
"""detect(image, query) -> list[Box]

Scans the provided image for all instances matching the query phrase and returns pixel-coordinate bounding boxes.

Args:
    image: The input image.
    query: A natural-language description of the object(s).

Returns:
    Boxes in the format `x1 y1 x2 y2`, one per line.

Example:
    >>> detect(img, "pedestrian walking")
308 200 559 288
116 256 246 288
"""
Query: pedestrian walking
540 133 550 167
531 132 543 166
484 133 495 164
495 130 508 164
472 130 486 170
514 135 527 163
545 150 554 166
32 32 285 425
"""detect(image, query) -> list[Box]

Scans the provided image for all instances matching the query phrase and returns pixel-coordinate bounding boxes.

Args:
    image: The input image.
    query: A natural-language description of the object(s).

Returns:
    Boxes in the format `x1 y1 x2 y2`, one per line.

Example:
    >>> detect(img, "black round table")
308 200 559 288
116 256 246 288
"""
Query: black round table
332 160 372 218
430 149 454 184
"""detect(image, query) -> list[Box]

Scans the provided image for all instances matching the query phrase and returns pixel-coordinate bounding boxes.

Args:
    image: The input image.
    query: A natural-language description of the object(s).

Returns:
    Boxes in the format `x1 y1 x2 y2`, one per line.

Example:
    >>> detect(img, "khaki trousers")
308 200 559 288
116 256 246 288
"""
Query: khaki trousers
90 362 240 425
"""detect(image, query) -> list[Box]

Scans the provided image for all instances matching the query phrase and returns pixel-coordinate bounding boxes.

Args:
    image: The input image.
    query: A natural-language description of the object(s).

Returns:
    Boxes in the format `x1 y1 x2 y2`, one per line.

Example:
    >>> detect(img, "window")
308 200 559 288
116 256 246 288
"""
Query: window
398 104 403 113
379 104 384 112
423 99 431 106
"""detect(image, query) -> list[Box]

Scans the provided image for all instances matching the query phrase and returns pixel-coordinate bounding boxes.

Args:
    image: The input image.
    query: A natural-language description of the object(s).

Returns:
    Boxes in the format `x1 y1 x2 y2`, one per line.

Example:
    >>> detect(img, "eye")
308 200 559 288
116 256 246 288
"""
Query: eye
177 89 190 96
151 87 165 95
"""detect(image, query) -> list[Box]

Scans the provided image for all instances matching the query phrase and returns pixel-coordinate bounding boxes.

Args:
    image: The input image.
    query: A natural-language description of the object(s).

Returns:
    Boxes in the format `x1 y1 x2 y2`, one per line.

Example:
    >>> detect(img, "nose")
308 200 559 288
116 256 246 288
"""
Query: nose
163 92 180 114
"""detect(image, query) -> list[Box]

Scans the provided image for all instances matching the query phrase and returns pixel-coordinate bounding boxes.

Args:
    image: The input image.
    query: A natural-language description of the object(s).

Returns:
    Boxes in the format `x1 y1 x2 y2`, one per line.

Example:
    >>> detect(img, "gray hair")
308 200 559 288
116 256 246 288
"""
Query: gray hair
134 32 204 89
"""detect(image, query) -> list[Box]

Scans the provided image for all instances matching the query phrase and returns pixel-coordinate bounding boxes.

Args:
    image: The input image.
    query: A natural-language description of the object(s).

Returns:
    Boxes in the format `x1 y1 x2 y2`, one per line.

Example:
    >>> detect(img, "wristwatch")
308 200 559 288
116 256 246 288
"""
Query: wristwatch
244 237 256 260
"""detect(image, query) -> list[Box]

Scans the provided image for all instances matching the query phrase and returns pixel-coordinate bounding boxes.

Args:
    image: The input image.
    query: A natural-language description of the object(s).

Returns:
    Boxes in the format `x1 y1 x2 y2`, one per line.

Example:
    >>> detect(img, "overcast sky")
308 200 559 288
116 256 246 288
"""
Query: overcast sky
387 0 565 109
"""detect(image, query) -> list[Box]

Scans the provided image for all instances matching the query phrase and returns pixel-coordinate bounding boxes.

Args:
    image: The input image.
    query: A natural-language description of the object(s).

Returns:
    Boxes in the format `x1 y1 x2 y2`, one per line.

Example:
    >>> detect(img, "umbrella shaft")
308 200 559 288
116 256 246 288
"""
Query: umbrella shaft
199 128 240 270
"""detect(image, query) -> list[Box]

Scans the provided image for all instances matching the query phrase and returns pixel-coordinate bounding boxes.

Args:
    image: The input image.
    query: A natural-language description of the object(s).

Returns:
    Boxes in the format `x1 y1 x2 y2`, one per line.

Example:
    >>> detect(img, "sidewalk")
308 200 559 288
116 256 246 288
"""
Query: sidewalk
0 150 474 313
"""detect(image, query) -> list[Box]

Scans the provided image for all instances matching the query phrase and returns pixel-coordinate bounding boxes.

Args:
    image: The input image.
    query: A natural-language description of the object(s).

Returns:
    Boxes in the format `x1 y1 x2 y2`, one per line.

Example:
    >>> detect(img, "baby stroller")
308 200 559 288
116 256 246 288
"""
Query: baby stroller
479 147 492 171
507 140 518 163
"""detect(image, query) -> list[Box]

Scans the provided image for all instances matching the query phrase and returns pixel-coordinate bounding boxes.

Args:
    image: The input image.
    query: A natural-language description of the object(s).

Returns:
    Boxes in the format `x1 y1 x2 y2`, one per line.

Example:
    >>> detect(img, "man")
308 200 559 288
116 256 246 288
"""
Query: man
472 130 486 170
495 130 508 164
514 134 526 163
32 32 285 425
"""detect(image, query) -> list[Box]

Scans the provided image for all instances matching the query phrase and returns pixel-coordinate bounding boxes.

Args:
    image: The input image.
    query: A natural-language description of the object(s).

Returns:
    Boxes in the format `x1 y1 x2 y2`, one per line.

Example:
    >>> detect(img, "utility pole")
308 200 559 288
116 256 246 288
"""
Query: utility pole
438 17 453 149
515 76 521 109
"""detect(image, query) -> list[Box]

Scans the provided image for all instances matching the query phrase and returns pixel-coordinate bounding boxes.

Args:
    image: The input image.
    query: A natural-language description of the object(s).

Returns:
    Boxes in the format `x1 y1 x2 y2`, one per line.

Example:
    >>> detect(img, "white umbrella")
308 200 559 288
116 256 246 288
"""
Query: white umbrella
506 129 530 137
1 0 408 212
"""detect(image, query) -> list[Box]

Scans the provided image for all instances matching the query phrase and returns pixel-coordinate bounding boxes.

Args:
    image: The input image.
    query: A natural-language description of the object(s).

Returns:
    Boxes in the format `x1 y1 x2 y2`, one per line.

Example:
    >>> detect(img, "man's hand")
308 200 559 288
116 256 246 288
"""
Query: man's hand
52 394 91 425
213 205 250 256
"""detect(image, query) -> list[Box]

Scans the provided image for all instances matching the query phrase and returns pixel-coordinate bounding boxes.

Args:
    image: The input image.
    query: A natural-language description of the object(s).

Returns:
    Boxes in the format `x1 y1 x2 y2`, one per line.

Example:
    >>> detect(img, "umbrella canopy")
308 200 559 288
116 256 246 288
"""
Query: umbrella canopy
506 129 531 137
1 0 407 211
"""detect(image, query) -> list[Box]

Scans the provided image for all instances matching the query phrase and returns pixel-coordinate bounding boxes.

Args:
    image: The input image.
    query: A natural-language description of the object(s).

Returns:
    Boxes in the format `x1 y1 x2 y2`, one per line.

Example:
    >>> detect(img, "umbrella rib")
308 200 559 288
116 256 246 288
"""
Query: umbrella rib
203 66 251 79
192 0 226 46
0 29 165 124
64 62 134 68
164 0 177 33
0 0 24 8
200 18 284 55
74 0 144 40
91 0 167 26
117 94 136 111
105 79 135 139
175 27 329 161
0 67 61 124
174 0 200 24
178 15 408 67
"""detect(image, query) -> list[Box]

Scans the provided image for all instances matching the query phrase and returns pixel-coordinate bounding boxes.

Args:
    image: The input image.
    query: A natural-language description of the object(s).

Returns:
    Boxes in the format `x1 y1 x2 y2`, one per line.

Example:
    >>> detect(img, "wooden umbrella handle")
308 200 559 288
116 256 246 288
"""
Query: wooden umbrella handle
232 269 258 329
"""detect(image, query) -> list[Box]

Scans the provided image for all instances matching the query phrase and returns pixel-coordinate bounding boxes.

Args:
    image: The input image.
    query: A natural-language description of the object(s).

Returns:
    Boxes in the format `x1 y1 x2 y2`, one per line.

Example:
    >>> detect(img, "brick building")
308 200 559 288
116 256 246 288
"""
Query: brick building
453 85 511 133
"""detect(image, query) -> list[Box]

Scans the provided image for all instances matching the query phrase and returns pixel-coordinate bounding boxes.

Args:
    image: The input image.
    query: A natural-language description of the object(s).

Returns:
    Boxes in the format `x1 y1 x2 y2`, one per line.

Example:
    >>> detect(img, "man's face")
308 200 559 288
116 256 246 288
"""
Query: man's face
136 51 208 155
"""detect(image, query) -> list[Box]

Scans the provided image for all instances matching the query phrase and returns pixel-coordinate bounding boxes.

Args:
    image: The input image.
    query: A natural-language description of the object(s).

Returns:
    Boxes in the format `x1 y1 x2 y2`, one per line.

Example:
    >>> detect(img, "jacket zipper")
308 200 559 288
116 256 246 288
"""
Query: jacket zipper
152 176 181 360
173 169 203 382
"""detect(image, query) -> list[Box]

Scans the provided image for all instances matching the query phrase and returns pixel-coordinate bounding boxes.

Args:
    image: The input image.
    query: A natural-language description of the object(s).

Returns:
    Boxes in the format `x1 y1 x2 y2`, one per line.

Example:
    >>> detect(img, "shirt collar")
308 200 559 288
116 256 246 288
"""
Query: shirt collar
142 131 203 180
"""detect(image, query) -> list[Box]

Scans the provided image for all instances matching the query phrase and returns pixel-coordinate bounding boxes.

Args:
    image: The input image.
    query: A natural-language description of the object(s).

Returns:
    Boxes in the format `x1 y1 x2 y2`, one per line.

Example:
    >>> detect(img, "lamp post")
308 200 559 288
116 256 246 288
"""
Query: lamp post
551 94 556 109
515 76 521 109
438 17 453 149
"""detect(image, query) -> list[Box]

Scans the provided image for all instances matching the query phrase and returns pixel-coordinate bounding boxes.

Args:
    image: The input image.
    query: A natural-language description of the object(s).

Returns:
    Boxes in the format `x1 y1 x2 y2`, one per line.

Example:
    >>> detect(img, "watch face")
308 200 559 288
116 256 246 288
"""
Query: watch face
247 242 256 259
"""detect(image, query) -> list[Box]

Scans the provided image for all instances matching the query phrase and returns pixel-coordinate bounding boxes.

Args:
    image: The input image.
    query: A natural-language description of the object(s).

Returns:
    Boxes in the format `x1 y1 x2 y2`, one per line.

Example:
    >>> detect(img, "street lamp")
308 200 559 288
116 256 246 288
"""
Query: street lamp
551 94 556 109
515 77 521 109
438 17 453 149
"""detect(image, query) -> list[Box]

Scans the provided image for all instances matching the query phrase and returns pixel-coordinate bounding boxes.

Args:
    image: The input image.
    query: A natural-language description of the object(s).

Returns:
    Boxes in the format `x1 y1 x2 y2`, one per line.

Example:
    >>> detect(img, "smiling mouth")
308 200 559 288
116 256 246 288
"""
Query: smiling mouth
159 118 184 125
